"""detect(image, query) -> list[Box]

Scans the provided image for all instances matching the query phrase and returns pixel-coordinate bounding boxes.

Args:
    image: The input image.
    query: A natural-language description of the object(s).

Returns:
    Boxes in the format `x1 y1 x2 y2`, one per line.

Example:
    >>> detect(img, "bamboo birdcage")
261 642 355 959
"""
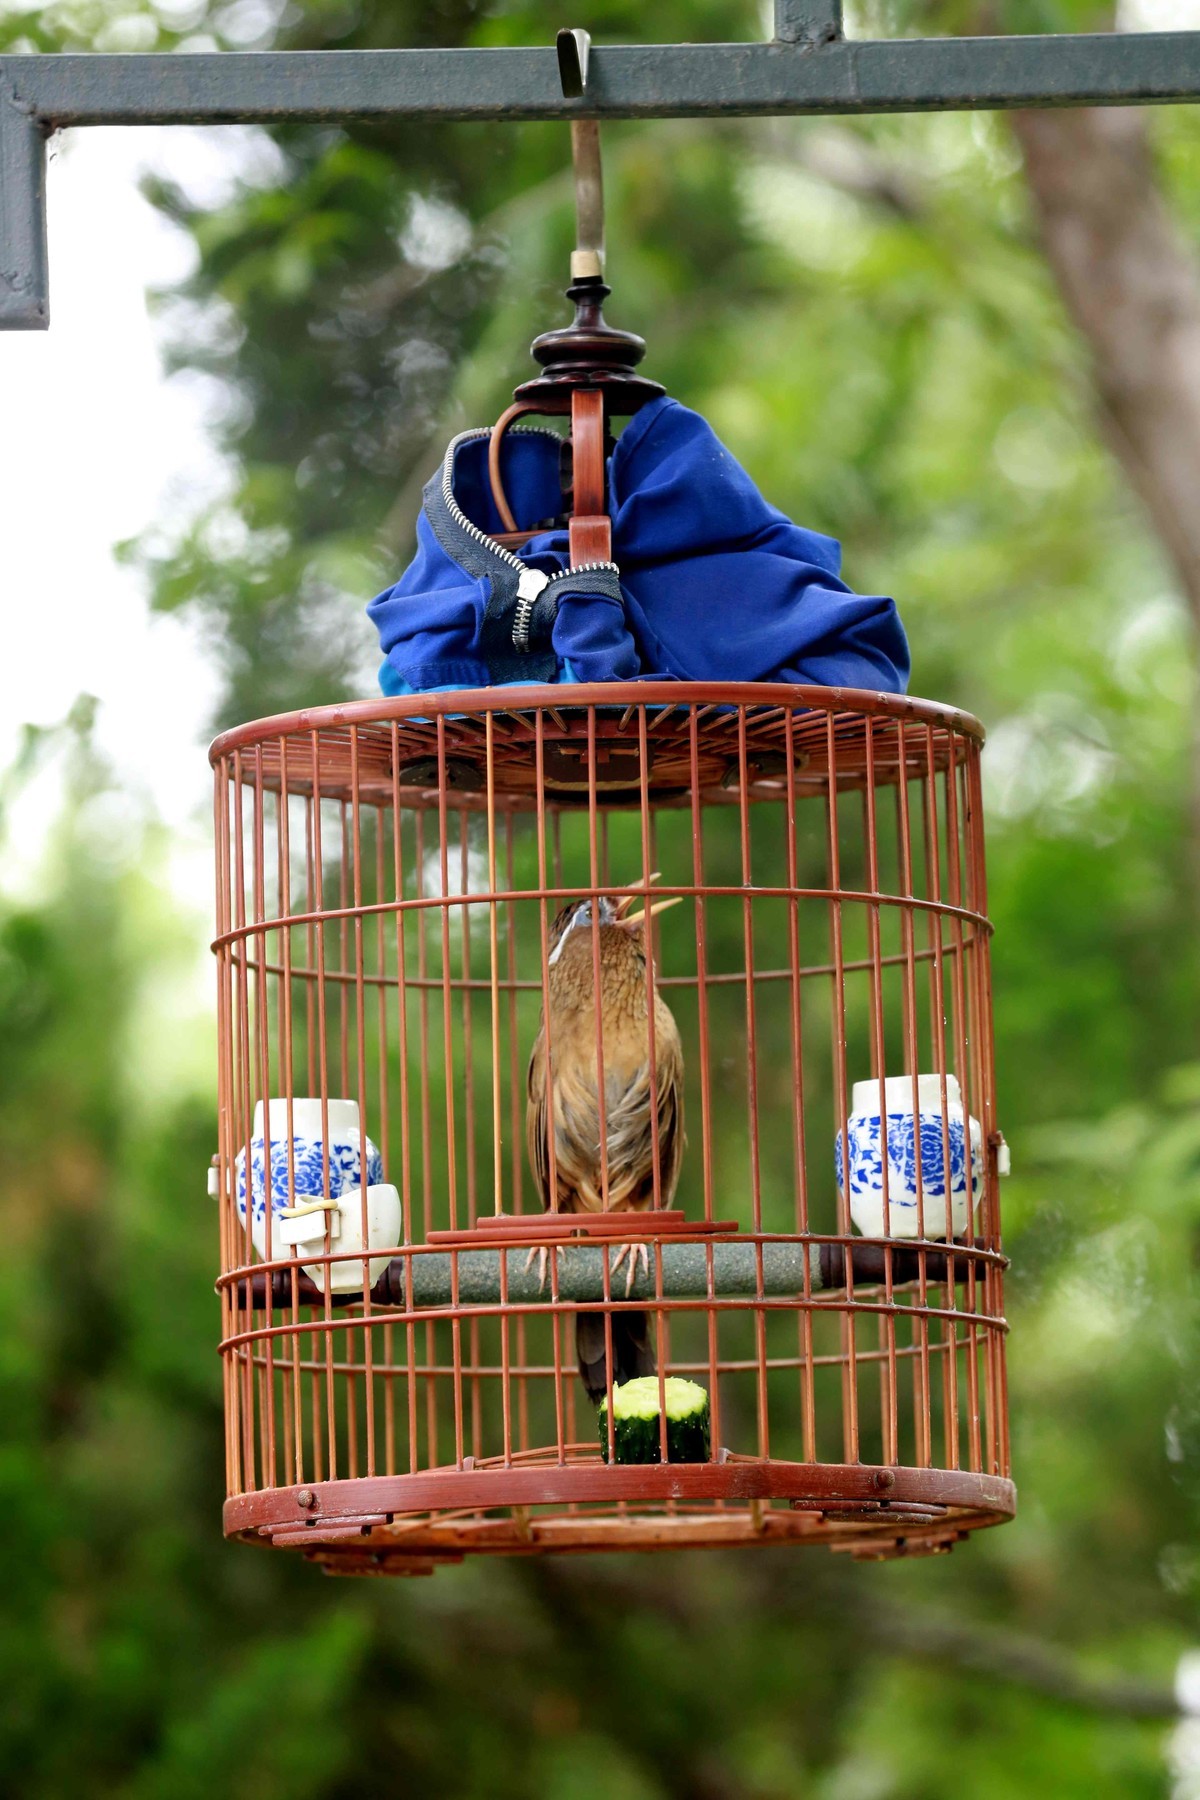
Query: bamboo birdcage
210 682 1012 1575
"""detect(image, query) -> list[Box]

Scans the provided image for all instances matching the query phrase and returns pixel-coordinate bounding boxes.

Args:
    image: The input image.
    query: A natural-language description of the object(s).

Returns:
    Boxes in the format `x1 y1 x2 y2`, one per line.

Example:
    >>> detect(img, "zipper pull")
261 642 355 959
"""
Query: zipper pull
512 567 551 652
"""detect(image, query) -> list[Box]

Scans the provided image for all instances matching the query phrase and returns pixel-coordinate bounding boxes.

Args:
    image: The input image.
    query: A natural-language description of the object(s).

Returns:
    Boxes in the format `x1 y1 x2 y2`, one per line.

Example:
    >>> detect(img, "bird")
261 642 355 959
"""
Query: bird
526 881 685 1405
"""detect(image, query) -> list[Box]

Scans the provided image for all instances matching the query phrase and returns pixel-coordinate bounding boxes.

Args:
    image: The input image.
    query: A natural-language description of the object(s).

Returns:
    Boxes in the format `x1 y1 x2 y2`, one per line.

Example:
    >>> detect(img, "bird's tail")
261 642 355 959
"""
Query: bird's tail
576 1309 656 1407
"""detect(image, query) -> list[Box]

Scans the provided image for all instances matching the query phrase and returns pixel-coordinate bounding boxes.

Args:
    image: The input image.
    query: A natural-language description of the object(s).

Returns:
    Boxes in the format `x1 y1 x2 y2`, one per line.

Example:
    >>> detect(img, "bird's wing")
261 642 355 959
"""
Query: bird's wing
652 1001 686 1207
526 1028 596 1212
525 1027 551 1209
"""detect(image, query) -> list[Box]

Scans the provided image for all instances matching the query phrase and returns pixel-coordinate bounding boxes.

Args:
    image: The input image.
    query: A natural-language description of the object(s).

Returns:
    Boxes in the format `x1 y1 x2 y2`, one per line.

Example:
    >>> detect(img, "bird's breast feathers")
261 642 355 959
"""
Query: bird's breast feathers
526 1008 684 1216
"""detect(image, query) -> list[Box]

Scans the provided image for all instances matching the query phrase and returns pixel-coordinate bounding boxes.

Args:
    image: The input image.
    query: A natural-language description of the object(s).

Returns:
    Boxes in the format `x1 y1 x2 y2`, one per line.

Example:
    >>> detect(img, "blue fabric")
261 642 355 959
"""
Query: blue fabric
368 396 909 695
378 665 586 698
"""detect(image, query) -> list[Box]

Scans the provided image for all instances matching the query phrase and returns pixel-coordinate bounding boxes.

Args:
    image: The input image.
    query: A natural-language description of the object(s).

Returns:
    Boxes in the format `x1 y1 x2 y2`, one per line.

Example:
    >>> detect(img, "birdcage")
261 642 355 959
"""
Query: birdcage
210 680 1011 1575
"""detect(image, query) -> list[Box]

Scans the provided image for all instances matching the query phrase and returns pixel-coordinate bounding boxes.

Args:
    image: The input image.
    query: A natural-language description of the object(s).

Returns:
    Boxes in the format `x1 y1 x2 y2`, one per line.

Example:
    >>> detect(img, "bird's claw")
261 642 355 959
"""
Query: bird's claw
524 1242 568 1292
611 1240 650 1296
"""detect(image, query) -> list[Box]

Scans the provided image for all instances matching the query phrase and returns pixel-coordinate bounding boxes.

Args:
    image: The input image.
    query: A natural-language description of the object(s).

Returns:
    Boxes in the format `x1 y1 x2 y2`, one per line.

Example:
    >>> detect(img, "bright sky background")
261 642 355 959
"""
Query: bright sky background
1120 0 1200 23
0 125 238 882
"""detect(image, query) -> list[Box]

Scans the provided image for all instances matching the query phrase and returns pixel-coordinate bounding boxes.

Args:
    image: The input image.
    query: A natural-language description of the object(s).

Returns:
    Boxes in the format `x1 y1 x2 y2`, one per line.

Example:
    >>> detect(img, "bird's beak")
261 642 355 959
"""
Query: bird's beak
613 873 662 921
619 895 683 931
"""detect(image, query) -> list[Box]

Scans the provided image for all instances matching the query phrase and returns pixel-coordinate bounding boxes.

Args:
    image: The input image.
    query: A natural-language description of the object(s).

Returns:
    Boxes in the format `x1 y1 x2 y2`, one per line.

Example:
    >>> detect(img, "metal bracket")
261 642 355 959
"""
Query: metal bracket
6 20 1200 329
774 2 844 46
0 90 48 330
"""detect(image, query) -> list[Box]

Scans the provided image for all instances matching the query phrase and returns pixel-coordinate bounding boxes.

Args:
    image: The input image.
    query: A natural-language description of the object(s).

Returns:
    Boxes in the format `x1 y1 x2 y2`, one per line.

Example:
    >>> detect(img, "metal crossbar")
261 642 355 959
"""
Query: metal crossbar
4 15 1200 326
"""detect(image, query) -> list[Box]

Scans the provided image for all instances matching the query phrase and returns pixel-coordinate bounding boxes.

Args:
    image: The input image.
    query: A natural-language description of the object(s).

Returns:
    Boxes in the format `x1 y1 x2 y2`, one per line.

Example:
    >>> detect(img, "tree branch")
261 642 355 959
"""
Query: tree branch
543 1556 1184 1723
872 1606 1181 1720
1011 102 1200 896
1012 105 1200 627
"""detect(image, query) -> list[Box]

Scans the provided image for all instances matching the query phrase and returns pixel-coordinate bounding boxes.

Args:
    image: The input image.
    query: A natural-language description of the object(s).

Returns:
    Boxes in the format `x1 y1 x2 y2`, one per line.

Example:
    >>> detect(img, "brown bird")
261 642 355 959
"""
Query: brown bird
526 883 685 1405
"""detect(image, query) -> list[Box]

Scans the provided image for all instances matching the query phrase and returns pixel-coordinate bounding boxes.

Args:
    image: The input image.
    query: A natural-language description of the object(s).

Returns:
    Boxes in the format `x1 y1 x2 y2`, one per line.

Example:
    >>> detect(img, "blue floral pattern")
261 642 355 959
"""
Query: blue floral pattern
235 1131 384 1227
835 1110 980 1226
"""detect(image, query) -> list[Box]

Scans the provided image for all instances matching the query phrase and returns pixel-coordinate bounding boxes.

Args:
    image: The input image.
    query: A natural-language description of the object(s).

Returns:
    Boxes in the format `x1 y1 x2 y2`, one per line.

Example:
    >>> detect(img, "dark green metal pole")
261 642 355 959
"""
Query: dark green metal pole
7 27 1200 329
0 93 47 330
8 34 1200 127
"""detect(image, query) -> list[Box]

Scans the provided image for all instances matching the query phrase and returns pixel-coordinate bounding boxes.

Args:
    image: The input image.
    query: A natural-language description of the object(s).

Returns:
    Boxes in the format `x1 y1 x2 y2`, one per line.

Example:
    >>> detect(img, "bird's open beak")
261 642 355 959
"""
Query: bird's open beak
618 895 683 931
613 873 661 921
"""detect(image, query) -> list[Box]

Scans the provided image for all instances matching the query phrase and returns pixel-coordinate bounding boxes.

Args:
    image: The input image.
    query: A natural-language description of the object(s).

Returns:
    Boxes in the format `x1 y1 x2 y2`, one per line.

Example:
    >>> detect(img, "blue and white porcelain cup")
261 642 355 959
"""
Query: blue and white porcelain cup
235 1098 385 1265
834 1074 982 1240
277 1180 403 1293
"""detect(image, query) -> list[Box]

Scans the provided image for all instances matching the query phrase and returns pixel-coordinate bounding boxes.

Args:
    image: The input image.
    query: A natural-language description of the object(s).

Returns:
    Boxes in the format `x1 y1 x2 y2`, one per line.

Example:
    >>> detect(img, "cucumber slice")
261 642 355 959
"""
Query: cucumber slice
599 1376 711 1465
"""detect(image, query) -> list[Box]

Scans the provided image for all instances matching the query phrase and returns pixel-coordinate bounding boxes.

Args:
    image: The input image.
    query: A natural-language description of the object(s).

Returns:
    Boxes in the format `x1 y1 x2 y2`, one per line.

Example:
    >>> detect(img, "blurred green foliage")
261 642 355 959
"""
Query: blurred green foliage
3 0 1200 1794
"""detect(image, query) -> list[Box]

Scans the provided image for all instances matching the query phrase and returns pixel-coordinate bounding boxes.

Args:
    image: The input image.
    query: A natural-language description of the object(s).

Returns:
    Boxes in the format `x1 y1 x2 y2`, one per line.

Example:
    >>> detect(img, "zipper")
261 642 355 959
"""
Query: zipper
515 563 622 650
440 427 620 653
439 425 565 574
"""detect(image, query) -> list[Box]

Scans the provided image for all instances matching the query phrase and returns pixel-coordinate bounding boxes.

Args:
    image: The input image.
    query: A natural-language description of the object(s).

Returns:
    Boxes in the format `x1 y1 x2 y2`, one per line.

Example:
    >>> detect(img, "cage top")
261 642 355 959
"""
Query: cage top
208 681 983 811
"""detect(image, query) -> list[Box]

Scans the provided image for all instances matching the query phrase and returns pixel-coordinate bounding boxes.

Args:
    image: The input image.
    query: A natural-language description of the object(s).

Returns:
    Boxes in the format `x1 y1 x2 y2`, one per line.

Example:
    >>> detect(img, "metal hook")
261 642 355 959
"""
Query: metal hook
556 27 591 97
557 30 603 279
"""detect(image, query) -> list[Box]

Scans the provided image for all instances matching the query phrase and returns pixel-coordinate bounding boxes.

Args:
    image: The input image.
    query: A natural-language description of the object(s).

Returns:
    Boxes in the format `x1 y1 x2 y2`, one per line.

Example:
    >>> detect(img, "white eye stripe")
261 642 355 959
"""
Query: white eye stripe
547 901 595 968
547 929 569 968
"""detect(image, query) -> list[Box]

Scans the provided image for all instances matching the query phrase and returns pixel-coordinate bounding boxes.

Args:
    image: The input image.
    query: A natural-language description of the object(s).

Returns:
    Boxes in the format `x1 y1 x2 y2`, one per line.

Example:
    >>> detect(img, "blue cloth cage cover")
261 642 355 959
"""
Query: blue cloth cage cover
368 396 909 698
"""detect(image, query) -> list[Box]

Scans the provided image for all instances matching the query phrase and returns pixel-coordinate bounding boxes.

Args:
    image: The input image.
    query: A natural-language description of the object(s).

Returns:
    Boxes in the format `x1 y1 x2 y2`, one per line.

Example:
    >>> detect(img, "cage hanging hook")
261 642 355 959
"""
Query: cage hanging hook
556 26 590 97
557 30 604 281
568 119 604 281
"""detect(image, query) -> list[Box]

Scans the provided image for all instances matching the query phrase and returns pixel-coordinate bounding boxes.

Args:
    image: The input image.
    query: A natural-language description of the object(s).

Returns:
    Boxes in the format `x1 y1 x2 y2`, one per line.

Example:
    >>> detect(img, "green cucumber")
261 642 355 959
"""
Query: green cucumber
598 1376 711 1465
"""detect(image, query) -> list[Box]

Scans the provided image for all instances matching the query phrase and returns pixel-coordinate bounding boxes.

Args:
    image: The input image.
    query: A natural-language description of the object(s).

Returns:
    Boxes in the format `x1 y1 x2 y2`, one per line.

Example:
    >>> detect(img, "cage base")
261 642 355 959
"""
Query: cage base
226 1461 1015 1572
